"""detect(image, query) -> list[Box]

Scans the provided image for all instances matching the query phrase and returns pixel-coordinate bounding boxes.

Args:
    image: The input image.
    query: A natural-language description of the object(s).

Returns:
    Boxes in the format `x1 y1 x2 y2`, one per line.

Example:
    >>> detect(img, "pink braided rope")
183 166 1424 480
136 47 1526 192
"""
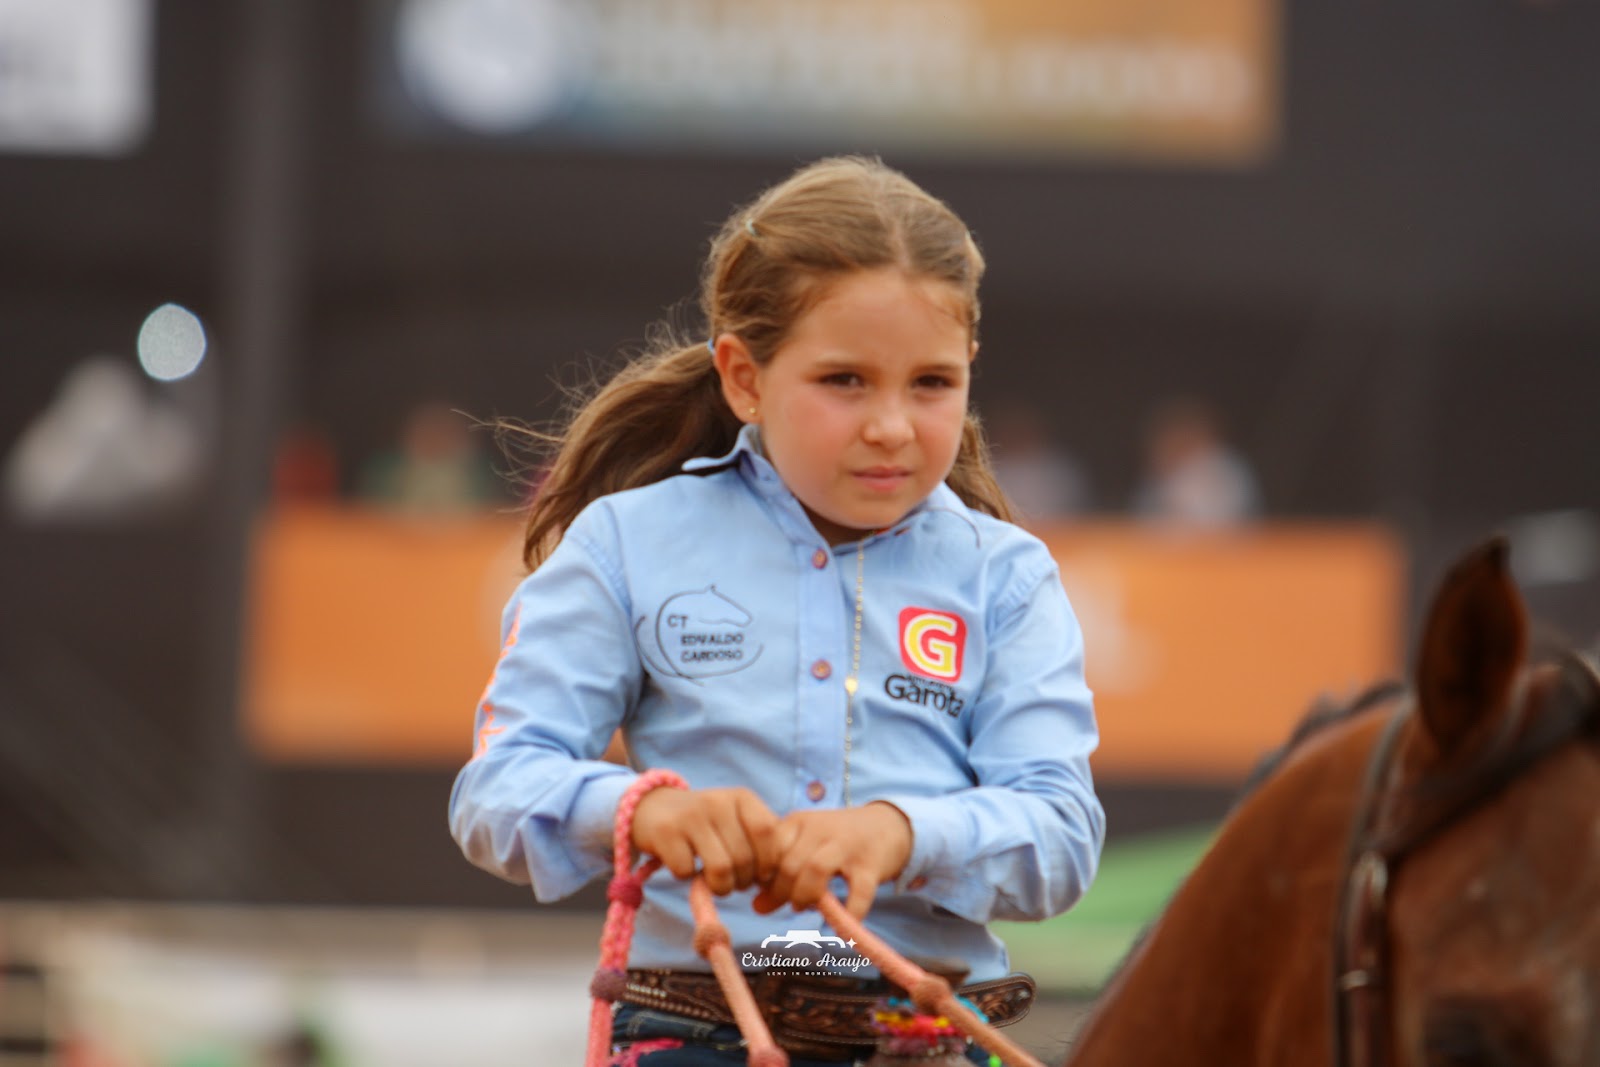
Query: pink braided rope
586 769 684 1067
586 774 1028 1066
817 894 1045 1067
584 769 788 1067
687 877 787 1067
607 1037 683 1067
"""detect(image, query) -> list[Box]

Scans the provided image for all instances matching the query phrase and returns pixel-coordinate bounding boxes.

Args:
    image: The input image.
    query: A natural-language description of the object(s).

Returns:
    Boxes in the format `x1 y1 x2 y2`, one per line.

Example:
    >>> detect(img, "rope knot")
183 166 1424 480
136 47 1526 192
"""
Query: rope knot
590 770 689 1067
691 920 732 959
607 874 644 908
909 974 952 1016
589 967 629 1003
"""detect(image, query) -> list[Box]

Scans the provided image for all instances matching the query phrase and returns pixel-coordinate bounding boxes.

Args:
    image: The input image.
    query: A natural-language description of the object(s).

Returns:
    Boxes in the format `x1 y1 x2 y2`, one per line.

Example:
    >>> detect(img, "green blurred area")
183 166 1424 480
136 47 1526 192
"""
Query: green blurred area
994 825 1215 995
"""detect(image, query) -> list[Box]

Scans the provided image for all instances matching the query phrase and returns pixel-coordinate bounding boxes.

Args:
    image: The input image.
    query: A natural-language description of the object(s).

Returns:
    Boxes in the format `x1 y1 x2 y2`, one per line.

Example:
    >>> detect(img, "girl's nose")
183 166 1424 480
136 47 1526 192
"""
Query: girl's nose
863 402 914 447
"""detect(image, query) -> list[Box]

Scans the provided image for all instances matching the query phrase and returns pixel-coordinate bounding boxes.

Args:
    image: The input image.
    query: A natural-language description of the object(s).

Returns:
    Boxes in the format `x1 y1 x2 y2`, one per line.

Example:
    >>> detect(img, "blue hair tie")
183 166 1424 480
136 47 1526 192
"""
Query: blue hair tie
706 337 716 356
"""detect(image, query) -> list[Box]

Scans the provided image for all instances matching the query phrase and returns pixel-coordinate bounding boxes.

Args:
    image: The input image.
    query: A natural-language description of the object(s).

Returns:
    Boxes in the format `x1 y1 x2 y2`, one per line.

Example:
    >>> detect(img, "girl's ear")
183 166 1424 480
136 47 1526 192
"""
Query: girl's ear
712 334 762 423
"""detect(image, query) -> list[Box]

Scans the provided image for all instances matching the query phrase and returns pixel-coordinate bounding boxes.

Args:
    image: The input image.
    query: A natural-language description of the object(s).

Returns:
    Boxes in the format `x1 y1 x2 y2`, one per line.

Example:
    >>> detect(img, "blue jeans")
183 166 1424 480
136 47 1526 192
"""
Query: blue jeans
610 1004 994 1065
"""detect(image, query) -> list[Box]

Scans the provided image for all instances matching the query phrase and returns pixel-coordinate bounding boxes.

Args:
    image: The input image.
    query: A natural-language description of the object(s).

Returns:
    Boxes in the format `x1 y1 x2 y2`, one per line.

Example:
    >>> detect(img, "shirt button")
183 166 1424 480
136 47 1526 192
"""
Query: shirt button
811 549 828 569
810 659 832 680
907 876 928 891
806 780 826 802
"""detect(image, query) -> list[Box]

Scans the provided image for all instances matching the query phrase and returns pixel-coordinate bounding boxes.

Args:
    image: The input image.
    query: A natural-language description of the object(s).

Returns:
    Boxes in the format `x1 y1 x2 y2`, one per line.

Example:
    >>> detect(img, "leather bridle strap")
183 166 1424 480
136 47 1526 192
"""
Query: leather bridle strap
1331 699 1409 1067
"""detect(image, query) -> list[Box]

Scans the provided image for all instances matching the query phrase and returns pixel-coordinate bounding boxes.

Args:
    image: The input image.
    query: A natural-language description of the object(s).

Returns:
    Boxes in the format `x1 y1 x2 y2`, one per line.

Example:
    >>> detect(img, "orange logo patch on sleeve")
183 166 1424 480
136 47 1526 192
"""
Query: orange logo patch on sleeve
898 607 967 682
471 608 521 758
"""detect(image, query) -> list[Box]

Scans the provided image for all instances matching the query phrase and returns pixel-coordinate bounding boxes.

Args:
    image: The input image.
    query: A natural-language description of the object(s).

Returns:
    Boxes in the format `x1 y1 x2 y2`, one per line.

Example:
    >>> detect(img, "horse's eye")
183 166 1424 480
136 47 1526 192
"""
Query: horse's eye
1423 1000 1547 1067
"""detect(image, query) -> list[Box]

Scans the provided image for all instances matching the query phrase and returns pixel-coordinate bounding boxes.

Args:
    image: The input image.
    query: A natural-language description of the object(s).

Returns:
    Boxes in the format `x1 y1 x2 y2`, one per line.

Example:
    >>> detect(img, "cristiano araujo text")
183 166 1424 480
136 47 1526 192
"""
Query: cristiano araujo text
741 951 873 972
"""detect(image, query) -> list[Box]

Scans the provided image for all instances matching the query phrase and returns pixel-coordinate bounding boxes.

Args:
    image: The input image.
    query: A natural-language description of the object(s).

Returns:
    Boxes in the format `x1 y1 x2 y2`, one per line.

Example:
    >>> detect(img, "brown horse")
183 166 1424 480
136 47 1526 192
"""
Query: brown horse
1062 537 1600 1066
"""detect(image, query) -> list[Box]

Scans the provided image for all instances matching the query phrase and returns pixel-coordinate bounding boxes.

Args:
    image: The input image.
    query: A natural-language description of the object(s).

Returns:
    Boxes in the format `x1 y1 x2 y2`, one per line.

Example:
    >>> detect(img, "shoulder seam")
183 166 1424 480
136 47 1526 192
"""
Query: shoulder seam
992 551 1060 628
564 509 632 613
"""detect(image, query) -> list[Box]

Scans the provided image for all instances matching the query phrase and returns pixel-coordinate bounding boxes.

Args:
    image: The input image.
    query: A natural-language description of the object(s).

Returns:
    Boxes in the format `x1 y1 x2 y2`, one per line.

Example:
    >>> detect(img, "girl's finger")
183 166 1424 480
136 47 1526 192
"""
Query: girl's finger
653 834 698 881
771 818 802 861
758 842 804 912
737 794 782 884
786 846 841 912
692 831 738 895
755 820 797 890
709 808 758 890
750 885 782 915
842 868 878 919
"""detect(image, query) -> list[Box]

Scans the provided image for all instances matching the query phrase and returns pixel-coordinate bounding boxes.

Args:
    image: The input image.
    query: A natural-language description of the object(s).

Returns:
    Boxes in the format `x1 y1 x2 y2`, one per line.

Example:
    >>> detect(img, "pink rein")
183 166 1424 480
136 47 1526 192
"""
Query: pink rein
586 770 1044 1067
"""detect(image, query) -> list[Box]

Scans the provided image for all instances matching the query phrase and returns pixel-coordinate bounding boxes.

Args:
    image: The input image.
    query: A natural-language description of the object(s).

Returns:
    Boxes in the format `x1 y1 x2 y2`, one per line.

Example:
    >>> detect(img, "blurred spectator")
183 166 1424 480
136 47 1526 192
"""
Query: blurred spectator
358 402 497 515
265 1018 339 1067
1132 396 1261 528
986 402 1093 524
272 424 340 503
2 354 204 521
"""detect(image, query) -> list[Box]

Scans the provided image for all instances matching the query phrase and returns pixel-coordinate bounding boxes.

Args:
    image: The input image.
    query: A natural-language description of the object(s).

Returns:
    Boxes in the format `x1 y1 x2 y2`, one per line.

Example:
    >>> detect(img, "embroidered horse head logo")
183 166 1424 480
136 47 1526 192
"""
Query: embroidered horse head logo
638 585 762 681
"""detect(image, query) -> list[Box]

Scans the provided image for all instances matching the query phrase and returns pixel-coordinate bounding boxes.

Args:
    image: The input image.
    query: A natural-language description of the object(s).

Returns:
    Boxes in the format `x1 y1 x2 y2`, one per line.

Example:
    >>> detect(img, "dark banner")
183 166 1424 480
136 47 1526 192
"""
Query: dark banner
373 0 1278 165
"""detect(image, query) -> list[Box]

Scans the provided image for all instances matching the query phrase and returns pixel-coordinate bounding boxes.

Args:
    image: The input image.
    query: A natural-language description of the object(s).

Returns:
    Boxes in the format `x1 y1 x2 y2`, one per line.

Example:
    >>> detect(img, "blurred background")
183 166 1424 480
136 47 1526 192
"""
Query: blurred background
2 0 1598 1063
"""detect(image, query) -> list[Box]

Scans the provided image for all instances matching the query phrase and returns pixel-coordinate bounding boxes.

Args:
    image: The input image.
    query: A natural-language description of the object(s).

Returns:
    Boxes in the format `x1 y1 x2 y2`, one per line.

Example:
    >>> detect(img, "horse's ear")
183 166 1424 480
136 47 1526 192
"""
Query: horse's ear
1413 536 1527 758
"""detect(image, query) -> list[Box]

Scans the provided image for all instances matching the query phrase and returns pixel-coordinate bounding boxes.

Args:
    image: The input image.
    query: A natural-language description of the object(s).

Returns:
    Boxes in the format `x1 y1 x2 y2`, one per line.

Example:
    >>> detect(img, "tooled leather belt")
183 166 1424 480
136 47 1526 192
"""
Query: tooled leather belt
620 968 1036 1061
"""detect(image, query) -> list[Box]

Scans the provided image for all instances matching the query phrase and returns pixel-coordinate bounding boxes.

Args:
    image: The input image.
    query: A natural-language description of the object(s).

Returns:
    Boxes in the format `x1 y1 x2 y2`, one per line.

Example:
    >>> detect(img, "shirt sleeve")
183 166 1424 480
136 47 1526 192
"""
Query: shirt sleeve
447 509 643 901
879 562 1105 924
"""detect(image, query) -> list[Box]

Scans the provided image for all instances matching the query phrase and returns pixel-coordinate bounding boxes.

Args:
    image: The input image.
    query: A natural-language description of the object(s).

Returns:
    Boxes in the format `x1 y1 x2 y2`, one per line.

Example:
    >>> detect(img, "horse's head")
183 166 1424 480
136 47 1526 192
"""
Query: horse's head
1065 537 1599 1067
1376 539 1600 1066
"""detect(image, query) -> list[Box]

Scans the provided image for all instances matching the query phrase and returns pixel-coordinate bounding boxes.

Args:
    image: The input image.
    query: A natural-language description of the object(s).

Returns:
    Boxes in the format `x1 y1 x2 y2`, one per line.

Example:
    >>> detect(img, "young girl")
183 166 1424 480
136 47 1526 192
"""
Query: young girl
449 157 1104 1066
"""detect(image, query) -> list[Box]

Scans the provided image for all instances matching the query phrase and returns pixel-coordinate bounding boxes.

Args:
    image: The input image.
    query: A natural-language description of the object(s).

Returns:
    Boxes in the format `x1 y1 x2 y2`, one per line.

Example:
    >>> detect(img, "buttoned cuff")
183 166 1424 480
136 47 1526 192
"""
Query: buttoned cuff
561 769 636 886
874 794 993 923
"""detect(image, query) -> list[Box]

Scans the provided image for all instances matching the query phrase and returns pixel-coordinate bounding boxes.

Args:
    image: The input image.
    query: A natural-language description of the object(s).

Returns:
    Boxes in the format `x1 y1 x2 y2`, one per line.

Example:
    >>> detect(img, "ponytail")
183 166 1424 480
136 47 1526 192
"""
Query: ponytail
949 413 1016 526
517 339 741 569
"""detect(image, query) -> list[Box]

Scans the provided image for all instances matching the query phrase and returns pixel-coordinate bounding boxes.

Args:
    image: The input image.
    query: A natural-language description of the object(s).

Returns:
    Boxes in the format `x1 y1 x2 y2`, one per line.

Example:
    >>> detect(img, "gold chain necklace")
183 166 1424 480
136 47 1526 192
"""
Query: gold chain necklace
843 540 865 807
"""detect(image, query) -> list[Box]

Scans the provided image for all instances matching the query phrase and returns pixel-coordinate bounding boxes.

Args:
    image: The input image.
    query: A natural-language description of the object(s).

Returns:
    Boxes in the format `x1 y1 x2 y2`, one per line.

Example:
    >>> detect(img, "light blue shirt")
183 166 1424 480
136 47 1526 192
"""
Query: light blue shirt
449 426 1103 981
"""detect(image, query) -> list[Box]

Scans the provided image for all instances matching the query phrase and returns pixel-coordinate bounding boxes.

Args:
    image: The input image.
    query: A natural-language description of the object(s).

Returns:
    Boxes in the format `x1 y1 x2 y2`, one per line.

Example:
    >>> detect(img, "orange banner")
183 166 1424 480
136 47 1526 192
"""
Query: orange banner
1042 523 1404 778
243 510 1403 779
242 507 525 765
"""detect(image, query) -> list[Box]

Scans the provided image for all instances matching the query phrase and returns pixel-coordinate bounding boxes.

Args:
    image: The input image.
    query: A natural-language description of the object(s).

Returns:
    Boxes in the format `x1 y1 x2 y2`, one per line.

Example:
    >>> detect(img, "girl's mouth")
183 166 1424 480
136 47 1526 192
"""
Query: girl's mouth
855 467 912 492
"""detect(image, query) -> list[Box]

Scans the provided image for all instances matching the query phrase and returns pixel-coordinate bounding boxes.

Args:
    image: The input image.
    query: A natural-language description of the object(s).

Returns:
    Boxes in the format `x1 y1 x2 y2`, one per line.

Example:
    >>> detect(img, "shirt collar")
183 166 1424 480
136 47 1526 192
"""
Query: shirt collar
681 424 968 548
680 422 763 474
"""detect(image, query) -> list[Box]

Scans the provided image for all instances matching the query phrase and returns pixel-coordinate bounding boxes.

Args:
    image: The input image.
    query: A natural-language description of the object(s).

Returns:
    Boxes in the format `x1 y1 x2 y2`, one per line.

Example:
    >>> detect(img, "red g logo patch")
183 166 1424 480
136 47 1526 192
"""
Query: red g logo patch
898 607 967 682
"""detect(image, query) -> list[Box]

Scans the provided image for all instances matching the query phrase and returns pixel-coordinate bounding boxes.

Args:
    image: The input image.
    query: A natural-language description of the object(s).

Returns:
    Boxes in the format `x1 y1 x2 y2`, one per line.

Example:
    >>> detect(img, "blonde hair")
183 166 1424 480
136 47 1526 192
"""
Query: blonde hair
517 156 1013 569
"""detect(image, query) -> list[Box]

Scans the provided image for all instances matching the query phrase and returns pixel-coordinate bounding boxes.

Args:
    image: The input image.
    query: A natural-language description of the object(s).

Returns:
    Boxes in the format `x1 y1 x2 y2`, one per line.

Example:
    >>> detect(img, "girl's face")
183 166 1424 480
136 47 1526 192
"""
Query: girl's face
716 268 975 545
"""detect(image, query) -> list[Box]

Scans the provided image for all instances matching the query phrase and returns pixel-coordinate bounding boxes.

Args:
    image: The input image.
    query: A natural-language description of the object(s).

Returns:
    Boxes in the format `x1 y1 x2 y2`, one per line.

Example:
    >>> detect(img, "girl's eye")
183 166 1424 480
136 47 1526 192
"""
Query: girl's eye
916 375 955 390
822 372 863 387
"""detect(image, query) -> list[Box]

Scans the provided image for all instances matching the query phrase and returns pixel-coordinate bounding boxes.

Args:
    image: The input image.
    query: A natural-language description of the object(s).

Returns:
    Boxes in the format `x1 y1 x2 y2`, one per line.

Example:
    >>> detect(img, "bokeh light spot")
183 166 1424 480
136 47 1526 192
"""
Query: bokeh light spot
137 303 208 381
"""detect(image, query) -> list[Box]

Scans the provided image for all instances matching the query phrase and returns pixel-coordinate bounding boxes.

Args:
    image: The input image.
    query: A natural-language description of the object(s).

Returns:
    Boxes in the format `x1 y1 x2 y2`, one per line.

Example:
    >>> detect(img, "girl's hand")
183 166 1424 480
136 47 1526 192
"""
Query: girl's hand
629 786 781 896
753 801 913 919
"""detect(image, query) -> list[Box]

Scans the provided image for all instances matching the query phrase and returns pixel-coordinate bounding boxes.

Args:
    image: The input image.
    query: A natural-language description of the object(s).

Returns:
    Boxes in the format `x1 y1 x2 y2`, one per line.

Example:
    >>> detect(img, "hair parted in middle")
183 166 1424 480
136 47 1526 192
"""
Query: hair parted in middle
519 155 1013 569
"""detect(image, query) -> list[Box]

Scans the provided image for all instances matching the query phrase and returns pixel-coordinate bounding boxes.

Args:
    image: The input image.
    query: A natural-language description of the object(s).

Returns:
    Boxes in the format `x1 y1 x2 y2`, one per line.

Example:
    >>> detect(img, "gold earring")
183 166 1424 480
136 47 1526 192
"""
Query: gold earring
748 407 757 418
